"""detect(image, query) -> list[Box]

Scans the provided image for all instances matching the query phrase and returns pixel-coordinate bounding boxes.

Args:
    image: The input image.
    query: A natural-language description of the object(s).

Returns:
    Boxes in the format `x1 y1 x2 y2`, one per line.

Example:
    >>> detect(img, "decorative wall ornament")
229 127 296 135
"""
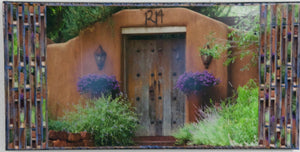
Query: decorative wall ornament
94 45 107 70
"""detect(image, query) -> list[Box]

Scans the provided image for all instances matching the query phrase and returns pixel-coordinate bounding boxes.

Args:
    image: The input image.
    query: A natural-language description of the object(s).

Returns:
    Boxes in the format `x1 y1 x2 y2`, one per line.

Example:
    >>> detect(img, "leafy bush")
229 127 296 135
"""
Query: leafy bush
175 71 220 95
77 74 120 98
173 79 258 146
47 6 124 42
199 32 230 59
61 95 138 146
48 119 70 132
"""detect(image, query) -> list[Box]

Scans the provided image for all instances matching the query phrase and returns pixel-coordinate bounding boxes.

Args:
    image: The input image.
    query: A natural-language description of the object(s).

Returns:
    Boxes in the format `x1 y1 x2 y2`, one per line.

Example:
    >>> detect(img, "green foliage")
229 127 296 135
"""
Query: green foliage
199 32 230 59
60 95 138 146
225 9 260 70
187 6 231 17
47 6 233 43
173 79 259 146
48 119 70 131
191 112 231 146
8 28 19 57
173 123 194 145
47 6 124 42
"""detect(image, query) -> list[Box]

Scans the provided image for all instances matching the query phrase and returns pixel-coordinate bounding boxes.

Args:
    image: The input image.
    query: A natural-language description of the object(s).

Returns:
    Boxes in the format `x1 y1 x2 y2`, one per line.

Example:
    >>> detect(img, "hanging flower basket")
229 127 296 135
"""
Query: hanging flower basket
175 71 220 95
77 74 120 99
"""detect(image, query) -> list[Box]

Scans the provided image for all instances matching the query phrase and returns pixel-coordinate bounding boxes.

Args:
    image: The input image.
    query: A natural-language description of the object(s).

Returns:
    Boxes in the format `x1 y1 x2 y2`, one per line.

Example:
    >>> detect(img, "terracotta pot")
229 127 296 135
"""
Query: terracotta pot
186 92 202 122
201 55 212 69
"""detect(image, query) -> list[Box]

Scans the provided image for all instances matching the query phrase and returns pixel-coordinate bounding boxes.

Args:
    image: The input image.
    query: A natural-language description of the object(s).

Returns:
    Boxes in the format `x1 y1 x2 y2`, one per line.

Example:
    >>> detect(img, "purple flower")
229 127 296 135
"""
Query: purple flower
260 54 264 63
175 71 220 95
77 74 120 98
271 52 275 60
20 93 24 101
265 93 269 101
281 116 285 122
25 56 29 63
288 32 291 41
271 116 275 122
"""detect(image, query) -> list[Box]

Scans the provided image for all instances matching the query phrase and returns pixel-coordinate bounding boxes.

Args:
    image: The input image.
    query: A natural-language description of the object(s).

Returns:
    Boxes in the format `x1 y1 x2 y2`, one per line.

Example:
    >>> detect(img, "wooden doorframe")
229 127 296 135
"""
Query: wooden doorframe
121 30 187 135
121 26 187 95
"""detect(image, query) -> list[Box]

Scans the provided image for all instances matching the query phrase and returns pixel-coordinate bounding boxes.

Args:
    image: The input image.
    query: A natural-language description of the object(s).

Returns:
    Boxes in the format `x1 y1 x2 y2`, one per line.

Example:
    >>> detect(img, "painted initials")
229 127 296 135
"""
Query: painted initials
145 9 164 25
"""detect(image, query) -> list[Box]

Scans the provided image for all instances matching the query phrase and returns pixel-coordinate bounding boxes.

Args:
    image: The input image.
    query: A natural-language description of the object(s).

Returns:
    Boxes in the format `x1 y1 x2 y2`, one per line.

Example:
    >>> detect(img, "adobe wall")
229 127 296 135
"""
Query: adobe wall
47 8 258 120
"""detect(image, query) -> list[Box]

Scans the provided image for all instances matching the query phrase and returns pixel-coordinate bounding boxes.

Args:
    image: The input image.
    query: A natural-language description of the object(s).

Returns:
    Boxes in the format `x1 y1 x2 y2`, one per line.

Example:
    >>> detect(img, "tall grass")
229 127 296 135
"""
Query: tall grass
173 79 258 146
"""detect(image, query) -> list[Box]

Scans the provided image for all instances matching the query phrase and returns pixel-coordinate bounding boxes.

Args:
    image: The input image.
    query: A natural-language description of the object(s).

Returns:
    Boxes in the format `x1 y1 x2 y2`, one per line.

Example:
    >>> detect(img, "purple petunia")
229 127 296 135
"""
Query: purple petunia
287 32 291 41
77 74 120 98
265 93 269 101
175 71 220 95
20 93 24 101
260 53 264 63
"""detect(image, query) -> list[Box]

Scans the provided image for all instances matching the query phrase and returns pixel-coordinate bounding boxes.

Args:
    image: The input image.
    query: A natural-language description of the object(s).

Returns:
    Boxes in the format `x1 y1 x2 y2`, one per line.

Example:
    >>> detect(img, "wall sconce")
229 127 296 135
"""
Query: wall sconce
94 45 107 70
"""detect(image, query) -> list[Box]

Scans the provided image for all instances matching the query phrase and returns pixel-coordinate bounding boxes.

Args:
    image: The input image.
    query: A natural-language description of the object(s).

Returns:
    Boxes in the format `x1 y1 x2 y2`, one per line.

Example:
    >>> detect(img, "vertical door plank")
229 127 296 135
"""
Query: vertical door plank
158 39 169 136
170 39 186 132
126 39 152 136
148 39 161 136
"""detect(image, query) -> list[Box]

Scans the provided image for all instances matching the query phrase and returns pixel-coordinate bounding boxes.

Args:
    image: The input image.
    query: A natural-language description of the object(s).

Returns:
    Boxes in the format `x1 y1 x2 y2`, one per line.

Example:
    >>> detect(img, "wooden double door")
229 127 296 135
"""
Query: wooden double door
125 34 186 136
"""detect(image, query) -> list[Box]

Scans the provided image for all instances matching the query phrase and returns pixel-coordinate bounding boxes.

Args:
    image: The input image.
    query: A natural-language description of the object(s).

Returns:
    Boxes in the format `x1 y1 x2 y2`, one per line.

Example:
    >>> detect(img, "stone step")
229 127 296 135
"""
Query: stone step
133 136 176 146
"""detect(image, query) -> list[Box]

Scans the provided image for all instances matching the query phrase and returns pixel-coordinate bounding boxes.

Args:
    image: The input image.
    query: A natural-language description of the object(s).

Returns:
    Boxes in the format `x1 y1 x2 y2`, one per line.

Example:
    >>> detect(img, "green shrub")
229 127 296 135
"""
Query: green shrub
61 95 138 146
173 123 194 145
48 119 70 132
173 79 258 146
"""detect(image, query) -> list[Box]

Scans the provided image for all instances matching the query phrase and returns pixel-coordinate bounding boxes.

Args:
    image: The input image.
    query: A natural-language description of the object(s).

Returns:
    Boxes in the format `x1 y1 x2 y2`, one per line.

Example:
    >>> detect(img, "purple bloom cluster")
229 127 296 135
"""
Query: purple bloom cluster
175 71 220 95
77 74 120 98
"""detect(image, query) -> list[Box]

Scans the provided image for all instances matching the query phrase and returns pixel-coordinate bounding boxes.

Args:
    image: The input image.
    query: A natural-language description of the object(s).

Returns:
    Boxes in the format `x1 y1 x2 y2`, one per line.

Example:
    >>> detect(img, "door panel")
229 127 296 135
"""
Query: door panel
125 34 185 136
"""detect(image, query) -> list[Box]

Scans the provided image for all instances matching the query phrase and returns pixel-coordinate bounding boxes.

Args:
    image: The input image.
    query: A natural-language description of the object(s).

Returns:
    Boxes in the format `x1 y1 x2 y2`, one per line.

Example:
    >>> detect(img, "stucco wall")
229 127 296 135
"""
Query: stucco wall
47 8 258 120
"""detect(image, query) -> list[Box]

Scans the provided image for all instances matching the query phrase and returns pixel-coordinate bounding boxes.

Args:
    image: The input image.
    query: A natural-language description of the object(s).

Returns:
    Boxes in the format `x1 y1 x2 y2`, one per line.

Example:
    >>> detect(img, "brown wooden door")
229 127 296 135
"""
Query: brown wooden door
125 34 185 136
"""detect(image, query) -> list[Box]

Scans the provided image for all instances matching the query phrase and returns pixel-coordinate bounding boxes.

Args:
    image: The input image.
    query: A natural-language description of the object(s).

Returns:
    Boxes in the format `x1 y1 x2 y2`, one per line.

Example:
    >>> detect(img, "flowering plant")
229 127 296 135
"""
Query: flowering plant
175 71 220 95
77 74 120 98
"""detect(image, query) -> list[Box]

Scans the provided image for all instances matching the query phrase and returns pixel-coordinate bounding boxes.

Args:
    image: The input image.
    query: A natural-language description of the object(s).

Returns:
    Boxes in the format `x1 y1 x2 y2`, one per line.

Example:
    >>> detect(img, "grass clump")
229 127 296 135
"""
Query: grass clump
49 95 138 146
173 79 258 146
